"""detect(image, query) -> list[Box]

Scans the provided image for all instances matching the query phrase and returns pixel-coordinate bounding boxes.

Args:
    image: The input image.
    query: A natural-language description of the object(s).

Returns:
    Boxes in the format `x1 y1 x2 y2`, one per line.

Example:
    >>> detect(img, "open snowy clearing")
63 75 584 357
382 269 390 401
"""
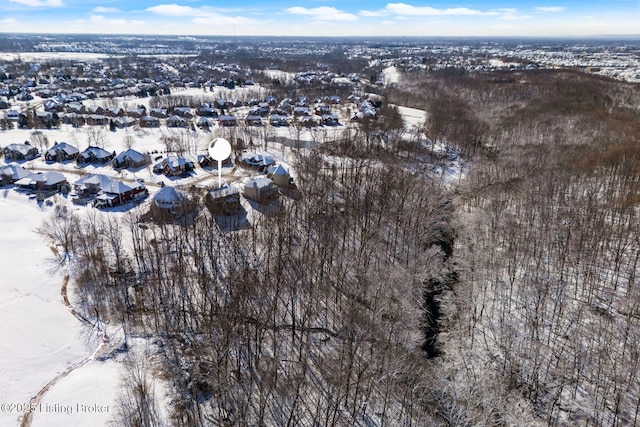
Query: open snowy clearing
0 190 123 427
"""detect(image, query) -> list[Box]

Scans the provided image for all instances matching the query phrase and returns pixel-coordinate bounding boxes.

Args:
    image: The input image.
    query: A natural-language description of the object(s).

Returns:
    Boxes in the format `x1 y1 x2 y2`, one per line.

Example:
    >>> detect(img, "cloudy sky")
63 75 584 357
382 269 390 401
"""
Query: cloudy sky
1 1 639 37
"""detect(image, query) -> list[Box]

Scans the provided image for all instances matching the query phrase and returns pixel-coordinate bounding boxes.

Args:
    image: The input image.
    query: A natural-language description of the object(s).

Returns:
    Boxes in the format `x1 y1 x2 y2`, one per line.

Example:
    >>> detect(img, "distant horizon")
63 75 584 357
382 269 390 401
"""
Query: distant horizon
1 1 640 38
1 32 640 42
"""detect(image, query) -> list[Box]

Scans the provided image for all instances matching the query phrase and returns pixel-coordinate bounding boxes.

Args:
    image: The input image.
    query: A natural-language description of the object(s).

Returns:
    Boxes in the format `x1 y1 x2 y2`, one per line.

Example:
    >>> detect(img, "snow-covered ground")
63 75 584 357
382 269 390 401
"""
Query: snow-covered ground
0 190 121 427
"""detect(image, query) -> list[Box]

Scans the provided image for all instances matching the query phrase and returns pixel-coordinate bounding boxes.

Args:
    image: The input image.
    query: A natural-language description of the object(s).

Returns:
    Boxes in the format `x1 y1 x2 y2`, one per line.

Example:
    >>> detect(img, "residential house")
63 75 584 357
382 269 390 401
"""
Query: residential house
34 111 57 128
218 115 237 127
151 186 190 218
114 116 136 128
86 114 109 126
314 104 331 116
196 117 211 130
265 96 278 106
321 114 340 126
0 164 31 185
93 180 148 208
245 115 263 126
60 113 86 127
266 164 294 187
153 155 194 176
74 173 116 197
269 114 289 127
45 142 79 162
150 108 168 118
15 171 68 193
126 107 146 118
3 143 39 161
166 115 188 128
87 105 106 115
293 106 310 117
300 115 319 127
206 184 242 215
106 106 125 117
196 103 218 117
112 148 149 169
242 153 275 171
78 146 116 164
140 115 160 128
243 177 279 204
173 107 193 118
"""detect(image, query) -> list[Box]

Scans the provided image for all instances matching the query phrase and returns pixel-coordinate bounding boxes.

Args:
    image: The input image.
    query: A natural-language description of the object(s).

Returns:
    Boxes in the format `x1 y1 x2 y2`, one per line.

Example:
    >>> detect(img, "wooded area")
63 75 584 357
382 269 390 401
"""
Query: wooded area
40 68 640 426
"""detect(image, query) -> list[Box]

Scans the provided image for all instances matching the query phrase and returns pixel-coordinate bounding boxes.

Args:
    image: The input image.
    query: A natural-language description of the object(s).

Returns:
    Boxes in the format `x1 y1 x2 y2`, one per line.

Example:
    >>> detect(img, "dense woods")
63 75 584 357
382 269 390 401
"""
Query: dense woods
38 67 640 425
394 69 640 425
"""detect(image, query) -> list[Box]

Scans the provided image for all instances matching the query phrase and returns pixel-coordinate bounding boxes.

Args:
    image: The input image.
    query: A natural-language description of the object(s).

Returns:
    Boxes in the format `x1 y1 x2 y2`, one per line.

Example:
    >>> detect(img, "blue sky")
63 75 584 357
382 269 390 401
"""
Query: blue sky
1 1 639 37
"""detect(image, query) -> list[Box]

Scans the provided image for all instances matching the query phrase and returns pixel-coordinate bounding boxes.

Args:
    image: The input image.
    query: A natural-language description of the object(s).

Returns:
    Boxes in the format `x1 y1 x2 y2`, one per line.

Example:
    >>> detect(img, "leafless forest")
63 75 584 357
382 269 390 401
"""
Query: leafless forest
41 68 640 426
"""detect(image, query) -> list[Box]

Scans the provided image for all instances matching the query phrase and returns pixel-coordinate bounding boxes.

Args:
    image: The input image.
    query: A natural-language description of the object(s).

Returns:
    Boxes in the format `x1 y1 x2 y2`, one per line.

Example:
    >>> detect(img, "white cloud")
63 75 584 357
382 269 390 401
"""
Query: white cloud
146 4 200 17
360 3 529 20
285 6 358 21
497 8 531 20
371 3 500 17
535 6 567 13
8 0 63 6
91 6 120 14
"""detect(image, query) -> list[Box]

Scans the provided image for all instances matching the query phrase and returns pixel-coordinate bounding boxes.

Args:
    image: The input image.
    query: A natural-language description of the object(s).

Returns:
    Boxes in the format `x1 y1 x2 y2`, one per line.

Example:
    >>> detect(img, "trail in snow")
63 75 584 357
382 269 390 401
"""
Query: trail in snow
19 276 110 427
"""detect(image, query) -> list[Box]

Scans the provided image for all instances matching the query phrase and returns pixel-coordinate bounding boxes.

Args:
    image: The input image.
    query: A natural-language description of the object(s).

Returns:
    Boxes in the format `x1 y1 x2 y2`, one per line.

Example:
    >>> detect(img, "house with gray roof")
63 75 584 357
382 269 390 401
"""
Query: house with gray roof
45 142 79 162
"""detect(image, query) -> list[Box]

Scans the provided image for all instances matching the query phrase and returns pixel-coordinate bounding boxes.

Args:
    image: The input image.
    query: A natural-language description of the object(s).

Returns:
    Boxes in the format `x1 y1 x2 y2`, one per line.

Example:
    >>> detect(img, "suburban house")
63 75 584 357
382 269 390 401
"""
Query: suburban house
93 180 148 208
206 184 242 215
106 106 125 117
86 114 109 126
166 115 188 128
300 115 319 127
321 114 340 126
73 173 147 207
114 117 136 128
15 171 68 193
242 153 276 171
87 105 106 115
151 186 190 218
269 114 289 127
35 111 57 128
78 146 116 164
196 103 219 117
126 107 146 118
74 173 116 197
218 115 237 127
243 177 279 204
245 115 263 126
60 112 86 127
266 164 294 187
153 155 194 176
0 164 31 185
3 143 39 161
173 107 193 118
140 115 160 128
196 117 211 130
45 142 79 162
314 104 331 115
112 148 150 169
150 108 168 118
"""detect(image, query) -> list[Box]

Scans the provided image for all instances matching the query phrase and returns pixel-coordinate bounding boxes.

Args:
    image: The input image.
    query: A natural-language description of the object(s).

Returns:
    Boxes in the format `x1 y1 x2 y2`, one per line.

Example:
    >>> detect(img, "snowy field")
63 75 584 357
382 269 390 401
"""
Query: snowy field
0 190 122 427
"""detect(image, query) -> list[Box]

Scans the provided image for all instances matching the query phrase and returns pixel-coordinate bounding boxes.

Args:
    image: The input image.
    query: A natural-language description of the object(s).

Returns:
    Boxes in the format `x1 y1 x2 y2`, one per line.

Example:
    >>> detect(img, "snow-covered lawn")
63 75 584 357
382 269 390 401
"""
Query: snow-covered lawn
0 191 122 427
